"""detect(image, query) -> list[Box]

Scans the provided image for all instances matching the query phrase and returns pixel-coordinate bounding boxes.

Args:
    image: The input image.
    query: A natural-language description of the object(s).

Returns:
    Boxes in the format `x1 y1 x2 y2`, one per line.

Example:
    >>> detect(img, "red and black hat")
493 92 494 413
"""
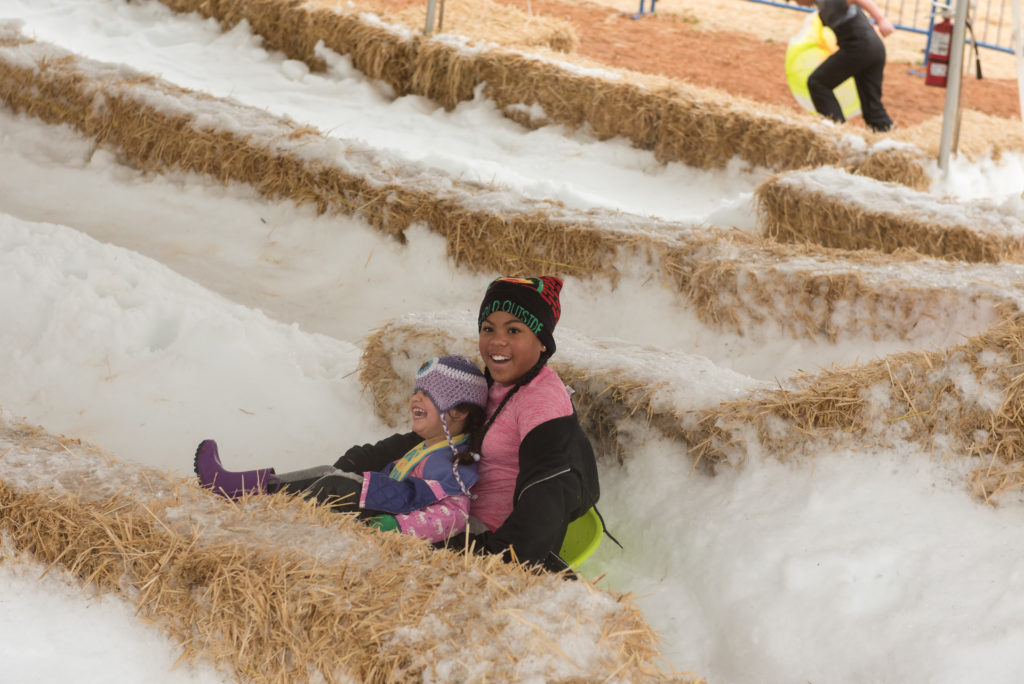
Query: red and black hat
477 276 563 356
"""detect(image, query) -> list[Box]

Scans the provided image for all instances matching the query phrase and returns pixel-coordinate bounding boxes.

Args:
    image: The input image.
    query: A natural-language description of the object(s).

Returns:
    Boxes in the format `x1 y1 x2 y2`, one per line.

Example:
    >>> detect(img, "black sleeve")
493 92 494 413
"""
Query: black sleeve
476 415 595 566
476 472 580 565
333 432 420 473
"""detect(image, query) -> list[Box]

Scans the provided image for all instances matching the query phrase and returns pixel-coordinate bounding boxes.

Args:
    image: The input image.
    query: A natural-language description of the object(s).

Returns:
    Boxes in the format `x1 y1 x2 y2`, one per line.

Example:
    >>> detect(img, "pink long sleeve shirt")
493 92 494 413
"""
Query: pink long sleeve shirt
470 366 574 532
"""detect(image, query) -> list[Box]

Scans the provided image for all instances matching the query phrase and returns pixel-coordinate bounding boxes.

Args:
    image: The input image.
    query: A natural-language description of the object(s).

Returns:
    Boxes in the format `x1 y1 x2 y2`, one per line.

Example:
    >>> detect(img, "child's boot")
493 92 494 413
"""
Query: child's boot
194 439 279 499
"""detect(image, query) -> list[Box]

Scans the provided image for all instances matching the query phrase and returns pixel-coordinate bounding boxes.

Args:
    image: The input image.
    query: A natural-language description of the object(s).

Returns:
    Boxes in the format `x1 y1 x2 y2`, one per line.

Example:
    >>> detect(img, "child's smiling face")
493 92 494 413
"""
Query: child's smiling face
478 310 545 386
409 390 446 445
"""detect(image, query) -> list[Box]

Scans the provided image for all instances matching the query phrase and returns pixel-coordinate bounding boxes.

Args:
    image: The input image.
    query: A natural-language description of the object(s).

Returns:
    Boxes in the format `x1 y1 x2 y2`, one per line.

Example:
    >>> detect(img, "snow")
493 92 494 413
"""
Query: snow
3 0 1024 682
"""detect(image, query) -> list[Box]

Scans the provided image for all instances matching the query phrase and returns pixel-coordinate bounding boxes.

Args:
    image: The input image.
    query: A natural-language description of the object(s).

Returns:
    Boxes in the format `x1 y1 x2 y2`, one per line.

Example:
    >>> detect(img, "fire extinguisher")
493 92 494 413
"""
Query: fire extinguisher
925 13 953 87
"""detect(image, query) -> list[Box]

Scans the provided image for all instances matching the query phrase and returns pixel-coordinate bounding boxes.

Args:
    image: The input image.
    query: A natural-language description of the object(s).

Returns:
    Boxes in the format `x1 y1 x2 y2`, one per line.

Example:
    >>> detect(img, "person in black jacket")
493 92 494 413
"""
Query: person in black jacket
455 275 600 573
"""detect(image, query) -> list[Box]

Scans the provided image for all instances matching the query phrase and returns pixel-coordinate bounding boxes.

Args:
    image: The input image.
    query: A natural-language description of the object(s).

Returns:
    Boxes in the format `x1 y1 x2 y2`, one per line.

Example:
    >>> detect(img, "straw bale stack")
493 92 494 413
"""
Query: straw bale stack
0 411 686 683
355 310 769 461
688 313 1024 502
358 311 1024 503
145 0 928 185
3 28 1023 346
756 166 1024 262
657 228 1024 343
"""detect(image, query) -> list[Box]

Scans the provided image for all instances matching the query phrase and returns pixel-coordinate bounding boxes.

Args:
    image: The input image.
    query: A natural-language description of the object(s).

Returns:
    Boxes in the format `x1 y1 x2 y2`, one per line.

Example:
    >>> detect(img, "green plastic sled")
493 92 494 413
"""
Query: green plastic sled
559 507 603 568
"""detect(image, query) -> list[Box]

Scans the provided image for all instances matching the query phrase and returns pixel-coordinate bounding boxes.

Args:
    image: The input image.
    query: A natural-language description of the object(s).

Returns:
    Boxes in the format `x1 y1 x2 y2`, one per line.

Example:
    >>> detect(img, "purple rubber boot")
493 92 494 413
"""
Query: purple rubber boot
194 439 279 499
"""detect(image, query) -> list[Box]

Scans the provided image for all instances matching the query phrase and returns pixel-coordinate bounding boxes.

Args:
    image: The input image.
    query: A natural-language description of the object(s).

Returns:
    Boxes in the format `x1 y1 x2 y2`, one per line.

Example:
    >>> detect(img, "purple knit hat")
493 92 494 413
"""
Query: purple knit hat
414 355 488 414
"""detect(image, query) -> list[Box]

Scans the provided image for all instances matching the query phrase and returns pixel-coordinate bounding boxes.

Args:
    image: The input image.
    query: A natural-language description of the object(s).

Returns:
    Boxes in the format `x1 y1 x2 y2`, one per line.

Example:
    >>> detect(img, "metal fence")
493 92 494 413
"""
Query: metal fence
747 0 1020 54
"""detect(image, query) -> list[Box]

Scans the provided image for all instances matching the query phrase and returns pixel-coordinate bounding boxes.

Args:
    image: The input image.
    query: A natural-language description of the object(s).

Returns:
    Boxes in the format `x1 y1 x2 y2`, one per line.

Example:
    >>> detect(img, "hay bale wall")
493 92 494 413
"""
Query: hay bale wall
2 27 1020 347
757 167 1024 262
148 0 928 185
355 310 770 462
0 413 681 683
658 229 1024 343
359 313 1024 503
689 313 1024 502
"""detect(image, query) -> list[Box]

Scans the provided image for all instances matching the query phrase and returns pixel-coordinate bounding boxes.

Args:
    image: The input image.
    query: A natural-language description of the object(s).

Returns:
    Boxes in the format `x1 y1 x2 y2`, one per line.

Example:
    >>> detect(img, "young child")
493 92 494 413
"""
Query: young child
459 276 601 572
194 355 488 542
792 0 895 132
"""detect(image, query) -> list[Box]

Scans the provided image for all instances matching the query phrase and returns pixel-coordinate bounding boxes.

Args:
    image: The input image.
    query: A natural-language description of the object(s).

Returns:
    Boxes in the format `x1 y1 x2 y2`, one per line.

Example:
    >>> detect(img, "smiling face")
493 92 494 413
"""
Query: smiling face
409 390 470 445
409 390 445 444
478 310 545 386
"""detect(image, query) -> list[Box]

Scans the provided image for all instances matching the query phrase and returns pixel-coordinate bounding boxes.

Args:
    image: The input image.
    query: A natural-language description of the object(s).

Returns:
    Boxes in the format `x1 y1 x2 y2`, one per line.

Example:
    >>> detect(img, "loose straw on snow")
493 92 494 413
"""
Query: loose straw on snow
2 27 1021 346
149 0 929 185
0 414 686 683
757 166 1024 262
359 312 1024 503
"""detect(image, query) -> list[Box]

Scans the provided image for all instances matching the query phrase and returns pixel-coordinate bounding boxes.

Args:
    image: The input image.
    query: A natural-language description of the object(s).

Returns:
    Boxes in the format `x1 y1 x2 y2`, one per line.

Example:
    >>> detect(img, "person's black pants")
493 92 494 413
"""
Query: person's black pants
808 13 893 132
274 470 363 512
302 474 363 512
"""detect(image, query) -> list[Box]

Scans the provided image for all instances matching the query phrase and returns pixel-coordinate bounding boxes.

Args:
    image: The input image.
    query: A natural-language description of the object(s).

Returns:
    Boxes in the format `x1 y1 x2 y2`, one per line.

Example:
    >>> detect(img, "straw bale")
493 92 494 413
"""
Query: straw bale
378 0 580 53
409 39 481 109
357 311 768 465
889 109 1024 162
657 227 1024 343
687 313 1024 502
849 144 931 191
0 413 686 683
470 52 861 173
157 0 331 72
356 309 1024 503
358 311 1024 504
145 0 928 184
756 167 1024 263
5 28 1021 347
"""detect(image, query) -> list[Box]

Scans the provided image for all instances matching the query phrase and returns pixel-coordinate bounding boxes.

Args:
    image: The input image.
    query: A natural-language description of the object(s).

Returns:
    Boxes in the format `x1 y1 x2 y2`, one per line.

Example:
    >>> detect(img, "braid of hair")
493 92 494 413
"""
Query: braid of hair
451 461 474 498
450 404 485 467
471 355 549 455
441 415 473 498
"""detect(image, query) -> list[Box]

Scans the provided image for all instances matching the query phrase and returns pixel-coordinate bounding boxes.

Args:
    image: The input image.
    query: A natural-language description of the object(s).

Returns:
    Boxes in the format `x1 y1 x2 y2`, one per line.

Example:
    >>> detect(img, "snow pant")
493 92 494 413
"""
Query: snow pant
808 12 893 132
272 465 364 512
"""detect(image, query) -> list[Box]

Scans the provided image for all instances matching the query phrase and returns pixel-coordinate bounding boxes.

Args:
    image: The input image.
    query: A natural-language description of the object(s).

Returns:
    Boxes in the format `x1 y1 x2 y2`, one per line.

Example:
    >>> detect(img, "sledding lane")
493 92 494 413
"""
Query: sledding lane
6 0 764 225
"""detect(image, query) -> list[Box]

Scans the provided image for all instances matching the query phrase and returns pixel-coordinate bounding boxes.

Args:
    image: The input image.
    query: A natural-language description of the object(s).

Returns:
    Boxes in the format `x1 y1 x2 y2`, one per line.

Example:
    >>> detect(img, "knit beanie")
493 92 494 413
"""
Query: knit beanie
476 276 563 356
414 355 488 415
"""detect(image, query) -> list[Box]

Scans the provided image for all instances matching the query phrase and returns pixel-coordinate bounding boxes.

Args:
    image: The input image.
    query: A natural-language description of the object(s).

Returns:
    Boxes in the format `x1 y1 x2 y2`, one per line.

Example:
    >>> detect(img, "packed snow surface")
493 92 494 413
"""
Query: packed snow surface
4 1 1024 682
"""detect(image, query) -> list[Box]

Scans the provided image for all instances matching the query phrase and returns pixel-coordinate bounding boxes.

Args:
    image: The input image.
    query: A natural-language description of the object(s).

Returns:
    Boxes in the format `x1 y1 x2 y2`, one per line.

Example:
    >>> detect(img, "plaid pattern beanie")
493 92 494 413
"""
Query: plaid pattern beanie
476 276 563 356
414 355 488 414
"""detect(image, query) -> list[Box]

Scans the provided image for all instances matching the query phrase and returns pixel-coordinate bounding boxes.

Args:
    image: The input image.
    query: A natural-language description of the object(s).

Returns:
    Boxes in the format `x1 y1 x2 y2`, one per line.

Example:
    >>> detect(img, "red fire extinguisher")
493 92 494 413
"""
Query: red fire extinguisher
925 14 953 87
